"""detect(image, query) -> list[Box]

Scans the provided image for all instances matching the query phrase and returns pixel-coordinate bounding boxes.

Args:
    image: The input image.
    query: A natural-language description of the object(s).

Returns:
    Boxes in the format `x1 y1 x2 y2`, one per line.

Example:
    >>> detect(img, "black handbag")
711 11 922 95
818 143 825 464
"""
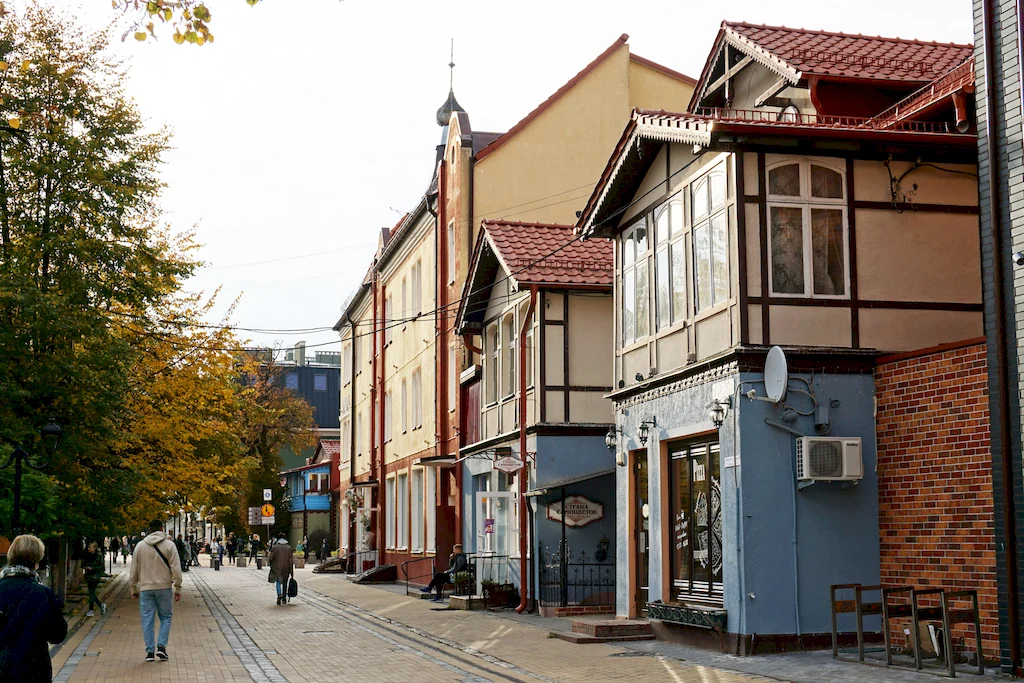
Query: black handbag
287 577 298 598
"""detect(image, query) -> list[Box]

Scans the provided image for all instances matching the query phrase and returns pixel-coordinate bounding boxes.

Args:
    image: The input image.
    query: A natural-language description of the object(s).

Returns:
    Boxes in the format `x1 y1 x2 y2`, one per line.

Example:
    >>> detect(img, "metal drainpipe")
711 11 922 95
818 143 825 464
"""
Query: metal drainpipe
983 0 1022 671
516 286 538 613
346 312 358 550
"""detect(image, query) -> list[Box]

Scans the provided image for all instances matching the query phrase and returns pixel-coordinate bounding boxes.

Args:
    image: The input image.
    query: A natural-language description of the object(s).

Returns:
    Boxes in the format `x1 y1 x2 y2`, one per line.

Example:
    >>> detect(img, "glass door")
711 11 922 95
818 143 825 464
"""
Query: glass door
670 441 723 604
634 451 650 615
475 491 514 594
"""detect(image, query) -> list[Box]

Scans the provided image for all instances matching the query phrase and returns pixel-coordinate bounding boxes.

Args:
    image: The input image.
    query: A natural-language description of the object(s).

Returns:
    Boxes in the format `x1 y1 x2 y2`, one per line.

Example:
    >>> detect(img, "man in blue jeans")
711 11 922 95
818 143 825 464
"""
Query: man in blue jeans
130 520 182 662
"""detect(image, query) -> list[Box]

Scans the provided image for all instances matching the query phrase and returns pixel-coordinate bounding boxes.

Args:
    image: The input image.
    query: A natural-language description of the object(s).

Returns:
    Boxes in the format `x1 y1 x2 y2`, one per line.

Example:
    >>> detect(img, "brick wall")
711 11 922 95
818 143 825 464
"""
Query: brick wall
876 339 998 660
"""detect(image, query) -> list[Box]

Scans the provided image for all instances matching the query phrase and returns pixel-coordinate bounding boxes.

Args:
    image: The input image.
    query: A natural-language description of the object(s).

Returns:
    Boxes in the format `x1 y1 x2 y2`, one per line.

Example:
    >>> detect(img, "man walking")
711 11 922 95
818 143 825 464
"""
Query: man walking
268 533 293 605
130 520 182 662
174 534 190 573
108 536 121 565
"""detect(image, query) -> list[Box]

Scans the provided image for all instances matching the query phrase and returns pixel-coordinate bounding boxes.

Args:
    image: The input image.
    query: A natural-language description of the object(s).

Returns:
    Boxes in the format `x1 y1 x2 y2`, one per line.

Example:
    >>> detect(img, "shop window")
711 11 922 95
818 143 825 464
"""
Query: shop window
671 440 723 603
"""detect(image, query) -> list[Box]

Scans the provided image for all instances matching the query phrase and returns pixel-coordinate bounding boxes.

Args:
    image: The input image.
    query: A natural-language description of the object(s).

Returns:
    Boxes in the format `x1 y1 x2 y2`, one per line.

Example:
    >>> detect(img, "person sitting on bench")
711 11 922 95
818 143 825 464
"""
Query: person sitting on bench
420 544 467 602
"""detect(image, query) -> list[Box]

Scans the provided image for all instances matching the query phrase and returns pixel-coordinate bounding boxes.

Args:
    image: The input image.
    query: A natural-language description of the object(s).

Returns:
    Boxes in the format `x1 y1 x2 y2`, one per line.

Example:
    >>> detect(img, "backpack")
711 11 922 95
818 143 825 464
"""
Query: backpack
287 577 298 598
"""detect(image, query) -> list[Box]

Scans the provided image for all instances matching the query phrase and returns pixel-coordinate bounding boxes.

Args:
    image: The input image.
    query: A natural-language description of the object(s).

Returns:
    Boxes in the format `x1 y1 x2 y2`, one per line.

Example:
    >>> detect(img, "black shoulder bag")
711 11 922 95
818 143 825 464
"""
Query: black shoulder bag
152 542 173 574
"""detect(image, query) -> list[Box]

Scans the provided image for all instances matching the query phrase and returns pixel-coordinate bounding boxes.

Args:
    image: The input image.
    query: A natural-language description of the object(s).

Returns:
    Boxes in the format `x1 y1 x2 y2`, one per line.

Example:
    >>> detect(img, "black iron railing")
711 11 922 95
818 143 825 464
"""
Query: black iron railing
539 546 615 608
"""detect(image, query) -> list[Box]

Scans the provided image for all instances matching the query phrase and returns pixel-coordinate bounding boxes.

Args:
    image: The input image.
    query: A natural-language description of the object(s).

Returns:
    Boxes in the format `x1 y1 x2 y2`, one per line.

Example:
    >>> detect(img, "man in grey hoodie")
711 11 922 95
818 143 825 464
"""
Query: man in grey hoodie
130 520 182 662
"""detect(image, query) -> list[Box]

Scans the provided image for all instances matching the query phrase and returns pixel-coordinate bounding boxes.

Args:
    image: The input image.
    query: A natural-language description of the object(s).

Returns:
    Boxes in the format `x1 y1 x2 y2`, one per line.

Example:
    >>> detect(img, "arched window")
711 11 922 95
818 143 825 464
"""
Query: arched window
766 159 848 297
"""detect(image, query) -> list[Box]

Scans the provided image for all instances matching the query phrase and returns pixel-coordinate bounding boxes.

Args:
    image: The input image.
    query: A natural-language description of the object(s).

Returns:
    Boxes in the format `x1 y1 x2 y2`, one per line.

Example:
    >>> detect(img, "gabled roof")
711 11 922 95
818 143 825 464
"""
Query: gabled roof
577 106 976 238
691 20 973 110
457 220 612 331
474 35 696 162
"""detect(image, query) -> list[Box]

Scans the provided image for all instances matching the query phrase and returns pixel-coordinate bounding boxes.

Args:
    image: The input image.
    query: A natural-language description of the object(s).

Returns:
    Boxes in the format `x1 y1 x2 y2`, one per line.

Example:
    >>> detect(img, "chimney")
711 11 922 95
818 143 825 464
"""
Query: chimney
295 341 306 366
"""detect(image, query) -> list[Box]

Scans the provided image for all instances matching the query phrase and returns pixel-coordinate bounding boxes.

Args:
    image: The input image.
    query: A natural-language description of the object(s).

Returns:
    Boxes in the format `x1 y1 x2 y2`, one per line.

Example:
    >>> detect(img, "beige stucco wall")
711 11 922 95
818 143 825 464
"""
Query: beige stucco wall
380 215 437 466
852 160 979 206
626 59 694 114
344 294 374 480
859 309 982 352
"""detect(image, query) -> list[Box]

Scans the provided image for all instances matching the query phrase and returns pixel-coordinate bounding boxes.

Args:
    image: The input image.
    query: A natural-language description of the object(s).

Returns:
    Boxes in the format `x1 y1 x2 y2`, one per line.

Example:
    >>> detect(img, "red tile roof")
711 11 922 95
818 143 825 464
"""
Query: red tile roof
319 440 341 458
869 59 975 126
724 21 972 82
482 220 612 288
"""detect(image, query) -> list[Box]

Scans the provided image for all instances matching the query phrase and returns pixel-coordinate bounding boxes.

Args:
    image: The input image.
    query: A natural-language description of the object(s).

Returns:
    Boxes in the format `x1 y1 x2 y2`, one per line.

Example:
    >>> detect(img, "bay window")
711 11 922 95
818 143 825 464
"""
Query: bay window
486 324 498 404
502 314 516 397
692 167 729 311
621 217 649 345
767 159 848 297
655 195 685 329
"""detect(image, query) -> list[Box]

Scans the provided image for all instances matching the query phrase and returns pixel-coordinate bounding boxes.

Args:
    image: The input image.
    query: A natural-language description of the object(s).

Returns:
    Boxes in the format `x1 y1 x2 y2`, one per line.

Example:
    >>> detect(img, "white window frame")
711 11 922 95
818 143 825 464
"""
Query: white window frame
401 276 407 330
654 194 686 330
766 158 850 299
396 472 408 550
448 345 457 412
342 342 352 383
447 220 456 284
426 468 436 553
620 217 650 346
502 313 516 399
522 307 534 389
385 295 394 345
486 324 499 405
411 368 422 429
400 378 408 434
385 476 396 549
692 165 730 313
411 260 422 315
383 391 393 443
411 469 424 553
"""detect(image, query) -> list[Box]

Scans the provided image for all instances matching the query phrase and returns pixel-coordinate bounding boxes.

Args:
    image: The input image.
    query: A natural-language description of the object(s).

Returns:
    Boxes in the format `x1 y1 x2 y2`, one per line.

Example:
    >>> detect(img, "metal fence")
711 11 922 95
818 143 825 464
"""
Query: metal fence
538 546 615 608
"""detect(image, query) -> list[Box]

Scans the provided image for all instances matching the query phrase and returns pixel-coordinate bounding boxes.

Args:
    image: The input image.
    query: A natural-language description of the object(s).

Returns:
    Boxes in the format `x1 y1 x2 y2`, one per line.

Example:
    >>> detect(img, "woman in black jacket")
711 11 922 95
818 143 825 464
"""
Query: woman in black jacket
0 534 68 682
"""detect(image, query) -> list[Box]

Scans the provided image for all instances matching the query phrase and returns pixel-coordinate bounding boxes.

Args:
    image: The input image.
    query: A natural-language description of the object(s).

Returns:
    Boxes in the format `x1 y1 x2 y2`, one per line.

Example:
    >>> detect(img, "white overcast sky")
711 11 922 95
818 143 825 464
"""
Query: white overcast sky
49 0 972 353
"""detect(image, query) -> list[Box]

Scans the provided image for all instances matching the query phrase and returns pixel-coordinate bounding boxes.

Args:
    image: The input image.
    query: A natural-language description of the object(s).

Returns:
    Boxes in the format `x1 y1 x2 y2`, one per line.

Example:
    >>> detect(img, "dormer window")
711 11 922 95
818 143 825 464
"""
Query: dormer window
767 159 848 298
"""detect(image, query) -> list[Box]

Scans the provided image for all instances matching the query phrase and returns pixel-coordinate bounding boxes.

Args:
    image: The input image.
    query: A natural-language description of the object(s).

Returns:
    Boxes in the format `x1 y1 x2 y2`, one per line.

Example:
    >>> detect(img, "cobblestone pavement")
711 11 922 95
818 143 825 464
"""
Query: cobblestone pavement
49 559 1000 682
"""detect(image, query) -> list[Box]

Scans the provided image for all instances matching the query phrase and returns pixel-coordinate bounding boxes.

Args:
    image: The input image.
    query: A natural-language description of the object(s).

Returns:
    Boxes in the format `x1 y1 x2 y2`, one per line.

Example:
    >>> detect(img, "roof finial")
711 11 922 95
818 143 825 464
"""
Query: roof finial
449 38 455 90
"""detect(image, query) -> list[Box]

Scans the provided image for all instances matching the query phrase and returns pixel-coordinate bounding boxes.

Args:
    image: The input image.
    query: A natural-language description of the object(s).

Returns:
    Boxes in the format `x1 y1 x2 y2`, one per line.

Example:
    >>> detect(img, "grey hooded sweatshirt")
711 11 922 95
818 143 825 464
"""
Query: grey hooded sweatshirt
129 531 182 594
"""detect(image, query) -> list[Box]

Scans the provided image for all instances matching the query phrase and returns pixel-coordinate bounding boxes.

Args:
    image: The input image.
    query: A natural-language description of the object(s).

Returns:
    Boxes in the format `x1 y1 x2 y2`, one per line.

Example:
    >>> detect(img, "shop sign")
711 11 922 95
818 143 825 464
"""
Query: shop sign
546 495 604 528
493 456 524 474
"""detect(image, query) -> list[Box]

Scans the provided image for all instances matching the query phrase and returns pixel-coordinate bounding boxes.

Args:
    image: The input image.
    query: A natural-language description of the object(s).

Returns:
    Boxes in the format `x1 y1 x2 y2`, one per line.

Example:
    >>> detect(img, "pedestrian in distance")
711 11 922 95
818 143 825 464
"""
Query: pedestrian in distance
0 534 69 682
268 533 293 606
301 535 309 561
82 541 106 617
420 544 468 602
121 536 130 564
318 538 329 563
174 534 189 573
189 537 200 567
249 534 261 561
130 519 182 663
226 533 237 563
295 536 304 560
108 536 121 566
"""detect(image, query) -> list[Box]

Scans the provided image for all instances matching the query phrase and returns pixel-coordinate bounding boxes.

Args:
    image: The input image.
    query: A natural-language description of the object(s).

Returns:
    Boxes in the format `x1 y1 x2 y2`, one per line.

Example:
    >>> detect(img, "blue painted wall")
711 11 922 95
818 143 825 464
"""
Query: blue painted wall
533 435 615 489
286 465 331 512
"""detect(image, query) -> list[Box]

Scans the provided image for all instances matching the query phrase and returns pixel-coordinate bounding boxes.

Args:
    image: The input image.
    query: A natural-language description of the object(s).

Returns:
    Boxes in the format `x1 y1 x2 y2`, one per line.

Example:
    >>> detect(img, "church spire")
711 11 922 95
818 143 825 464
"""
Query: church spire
436 38 465 127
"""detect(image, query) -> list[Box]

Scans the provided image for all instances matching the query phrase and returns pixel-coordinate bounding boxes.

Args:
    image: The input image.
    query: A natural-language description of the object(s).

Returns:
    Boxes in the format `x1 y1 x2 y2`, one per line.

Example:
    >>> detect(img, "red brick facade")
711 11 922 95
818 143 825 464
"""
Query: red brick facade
875 338 998 660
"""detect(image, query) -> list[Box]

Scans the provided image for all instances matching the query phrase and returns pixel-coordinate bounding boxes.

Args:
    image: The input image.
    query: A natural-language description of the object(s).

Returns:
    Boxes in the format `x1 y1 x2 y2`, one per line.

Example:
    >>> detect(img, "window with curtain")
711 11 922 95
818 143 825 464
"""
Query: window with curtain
654 194 685 329
503 314 516 397
386 477 396 548
411 469 424 552
411 368 422 429
400 378 407 433
692 167 729 312
426 468 436 552
620 217 649 345
767 159 848 297
396 472 408 549
486 325 499 403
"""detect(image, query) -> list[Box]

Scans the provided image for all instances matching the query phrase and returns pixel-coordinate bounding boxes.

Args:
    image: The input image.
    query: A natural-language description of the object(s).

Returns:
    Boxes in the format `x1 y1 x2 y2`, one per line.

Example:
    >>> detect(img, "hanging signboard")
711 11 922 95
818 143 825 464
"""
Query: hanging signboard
247 507 261 525
493 456 524 474
546 495 604 528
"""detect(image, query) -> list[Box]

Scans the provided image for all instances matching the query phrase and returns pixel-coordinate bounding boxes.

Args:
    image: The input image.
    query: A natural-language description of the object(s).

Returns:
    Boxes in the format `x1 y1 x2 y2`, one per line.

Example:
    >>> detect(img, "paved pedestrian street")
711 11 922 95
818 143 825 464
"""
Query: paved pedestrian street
46 560 999 683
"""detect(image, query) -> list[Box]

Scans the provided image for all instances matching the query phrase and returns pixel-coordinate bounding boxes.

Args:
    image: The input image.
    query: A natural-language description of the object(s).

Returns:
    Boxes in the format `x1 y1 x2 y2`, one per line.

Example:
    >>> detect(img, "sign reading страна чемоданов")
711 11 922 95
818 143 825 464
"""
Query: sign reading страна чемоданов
546 495 604 528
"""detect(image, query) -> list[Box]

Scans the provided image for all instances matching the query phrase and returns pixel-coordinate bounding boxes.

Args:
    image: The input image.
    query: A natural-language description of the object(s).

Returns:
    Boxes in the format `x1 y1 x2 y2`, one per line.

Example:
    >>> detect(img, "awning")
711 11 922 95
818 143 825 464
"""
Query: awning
525 468 617 497
414 455 457 468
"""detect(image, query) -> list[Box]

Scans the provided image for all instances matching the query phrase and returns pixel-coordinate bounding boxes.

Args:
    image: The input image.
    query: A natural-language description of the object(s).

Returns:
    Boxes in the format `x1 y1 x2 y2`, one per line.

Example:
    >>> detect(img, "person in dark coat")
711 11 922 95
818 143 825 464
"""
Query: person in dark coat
82 542 106 617
174 534 189 573
318 539 329 562
108 536 121 565
420 544 468 602
268 533 293 606
0 534 68 682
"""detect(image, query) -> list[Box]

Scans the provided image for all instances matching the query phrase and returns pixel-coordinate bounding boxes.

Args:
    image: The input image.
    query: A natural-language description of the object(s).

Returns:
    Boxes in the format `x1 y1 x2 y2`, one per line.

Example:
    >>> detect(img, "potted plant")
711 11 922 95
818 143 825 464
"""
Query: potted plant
452 570 473 596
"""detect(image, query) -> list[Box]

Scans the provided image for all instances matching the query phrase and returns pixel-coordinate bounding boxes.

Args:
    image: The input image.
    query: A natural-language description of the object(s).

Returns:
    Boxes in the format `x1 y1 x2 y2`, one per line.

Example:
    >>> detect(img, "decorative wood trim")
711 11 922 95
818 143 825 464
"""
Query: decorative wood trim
735 153 749 344
846 158 860 348
544 319 566 326
851 200 980 215
539 293 547 423
563 292 571 423
747 296 983 312
757 153 770 344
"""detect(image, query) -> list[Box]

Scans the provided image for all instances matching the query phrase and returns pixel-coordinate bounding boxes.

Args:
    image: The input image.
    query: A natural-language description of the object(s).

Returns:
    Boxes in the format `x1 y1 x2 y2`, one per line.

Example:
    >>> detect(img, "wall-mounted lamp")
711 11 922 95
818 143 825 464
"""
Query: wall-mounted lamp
707 397 732 430
606 425 628 467
637 417 657 447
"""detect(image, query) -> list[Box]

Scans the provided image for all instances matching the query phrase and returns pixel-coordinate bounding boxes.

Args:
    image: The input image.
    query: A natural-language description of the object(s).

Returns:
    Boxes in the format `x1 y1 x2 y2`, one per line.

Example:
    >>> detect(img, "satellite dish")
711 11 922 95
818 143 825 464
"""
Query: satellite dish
764 346 789 404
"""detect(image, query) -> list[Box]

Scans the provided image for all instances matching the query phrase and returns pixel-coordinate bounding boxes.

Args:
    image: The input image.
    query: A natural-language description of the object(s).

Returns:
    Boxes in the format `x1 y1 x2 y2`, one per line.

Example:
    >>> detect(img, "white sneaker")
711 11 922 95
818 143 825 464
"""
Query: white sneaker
86 610 95 617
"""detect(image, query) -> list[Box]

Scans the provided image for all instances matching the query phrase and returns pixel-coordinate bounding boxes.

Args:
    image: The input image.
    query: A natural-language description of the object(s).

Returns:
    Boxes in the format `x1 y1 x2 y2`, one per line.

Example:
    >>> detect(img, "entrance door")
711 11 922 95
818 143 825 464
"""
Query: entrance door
475 491 515 595
634 451 650 615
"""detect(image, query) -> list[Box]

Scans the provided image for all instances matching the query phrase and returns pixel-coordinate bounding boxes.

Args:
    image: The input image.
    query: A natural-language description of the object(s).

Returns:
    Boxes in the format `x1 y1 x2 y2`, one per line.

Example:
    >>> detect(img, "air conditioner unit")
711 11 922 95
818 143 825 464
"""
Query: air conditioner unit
796 437 863 482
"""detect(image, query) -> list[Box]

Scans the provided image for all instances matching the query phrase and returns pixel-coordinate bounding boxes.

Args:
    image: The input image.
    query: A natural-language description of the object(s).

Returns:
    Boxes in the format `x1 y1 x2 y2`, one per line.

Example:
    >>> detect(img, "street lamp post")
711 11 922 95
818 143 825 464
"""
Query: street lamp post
1 420 62 535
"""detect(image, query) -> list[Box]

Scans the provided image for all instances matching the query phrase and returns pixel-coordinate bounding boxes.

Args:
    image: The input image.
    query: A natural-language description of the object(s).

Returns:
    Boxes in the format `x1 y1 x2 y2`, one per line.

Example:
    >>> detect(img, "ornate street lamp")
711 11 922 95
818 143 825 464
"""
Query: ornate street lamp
707 397 732 430
2 420 62 535
637 417 657 447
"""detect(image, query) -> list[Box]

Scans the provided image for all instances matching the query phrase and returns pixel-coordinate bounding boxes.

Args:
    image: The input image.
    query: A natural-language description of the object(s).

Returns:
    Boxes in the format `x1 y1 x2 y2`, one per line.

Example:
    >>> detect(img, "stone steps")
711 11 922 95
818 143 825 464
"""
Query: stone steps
549 618 655 644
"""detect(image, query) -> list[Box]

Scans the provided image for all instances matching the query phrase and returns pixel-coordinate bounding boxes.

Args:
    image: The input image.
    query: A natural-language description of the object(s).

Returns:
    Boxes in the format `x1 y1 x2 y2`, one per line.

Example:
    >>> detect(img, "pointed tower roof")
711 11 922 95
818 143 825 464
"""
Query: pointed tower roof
436 39 465 126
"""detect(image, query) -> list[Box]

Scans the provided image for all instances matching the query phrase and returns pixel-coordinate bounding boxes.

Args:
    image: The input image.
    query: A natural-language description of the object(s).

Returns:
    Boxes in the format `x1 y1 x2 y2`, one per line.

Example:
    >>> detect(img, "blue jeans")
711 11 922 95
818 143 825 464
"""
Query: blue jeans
139 588 173 652
276 578 286 597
